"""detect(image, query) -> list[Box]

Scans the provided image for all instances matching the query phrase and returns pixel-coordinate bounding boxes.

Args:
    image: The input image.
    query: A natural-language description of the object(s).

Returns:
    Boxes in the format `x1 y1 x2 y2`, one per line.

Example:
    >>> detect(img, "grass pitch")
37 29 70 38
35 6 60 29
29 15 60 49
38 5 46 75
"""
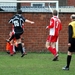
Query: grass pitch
0 52 75 75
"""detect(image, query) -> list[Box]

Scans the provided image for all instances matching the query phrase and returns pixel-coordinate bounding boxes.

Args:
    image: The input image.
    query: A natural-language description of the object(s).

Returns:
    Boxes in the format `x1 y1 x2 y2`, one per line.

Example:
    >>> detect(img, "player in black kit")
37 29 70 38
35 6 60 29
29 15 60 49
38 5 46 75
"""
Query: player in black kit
8 9 34 57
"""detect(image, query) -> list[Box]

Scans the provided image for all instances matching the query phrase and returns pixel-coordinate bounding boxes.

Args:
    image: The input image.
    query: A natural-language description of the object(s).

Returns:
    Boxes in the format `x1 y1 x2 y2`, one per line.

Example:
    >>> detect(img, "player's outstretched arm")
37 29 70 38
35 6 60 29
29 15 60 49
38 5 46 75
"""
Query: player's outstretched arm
25 19 34 24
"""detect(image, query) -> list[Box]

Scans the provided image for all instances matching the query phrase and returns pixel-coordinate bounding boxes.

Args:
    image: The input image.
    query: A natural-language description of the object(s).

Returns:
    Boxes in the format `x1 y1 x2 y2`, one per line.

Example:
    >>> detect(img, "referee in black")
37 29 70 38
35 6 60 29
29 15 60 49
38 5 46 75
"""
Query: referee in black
62 14 75 70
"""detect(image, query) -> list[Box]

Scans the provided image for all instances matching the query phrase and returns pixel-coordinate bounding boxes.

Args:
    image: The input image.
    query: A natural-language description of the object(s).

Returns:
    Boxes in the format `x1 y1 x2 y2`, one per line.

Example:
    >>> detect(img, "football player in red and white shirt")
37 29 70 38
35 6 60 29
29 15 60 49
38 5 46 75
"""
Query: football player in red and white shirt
46 10 62 61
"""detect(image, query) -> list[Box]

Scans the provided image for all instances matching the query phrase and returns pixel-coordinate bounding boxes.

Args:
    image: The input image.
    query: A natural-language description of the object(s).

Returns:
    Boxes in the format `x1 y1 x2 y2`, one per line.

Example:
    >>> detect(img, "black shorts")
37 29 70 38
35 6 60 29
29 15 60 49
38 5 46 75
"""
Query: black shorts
14 27 24 39
68 38 75 52
15 32 23 39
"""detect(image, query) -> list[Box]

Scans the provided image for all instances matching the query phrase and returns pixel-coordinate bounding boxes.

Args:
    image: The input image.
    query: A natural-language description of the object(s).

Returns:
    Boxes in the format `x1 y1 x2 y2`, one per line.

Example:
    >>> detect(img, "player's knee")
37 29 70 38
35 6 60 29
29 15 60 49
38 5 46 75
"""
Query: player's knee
68 51 72 55
45 42 50 48
45 44 49 49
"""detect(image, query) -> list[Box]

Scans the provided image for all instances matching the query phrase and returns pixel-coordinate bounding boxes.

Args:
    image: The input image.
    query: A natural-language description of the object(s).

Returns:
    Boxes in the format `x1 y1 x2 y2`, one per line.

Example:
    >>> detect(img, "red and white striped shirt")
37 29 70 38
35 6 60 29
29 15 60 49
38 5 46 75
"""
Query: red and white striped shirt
48 16 62 36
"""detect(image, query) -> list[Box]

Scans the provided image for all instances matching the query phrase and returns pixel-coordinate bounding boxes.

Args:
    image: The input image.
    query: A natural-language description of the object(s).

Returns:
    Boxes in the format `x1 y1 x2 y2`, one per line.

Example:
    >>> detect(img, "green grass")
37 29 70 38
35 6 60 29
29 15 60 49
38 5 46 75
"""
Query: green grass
0 52 75 75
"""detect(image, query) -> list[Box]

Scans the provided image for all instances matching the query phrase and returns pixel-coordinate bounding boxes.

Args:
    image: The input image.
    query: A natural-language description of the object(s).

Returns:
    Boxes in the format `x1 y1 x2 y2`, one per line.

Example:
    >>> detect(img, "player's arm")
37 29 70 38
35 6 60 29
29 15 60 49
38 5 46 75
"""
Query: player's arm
59 20 62 31
68 25 73 46
8 16 15 23
46 19 54 29
8 19 13 23
25 19 34 24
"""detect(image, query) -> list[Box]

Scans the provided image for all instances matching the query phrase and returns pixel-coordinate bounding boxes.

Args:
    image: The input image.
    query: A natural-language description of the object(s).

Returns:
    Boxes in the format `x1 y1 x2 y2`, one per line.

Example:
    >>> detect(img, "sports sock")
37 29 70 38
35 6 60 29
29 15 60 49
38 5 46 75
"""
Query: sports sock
48 47 57 56
18 43 23 54
15 46 18 52
66 55 72 68
9 35 15 41
53 48 57 56
10 44 13 55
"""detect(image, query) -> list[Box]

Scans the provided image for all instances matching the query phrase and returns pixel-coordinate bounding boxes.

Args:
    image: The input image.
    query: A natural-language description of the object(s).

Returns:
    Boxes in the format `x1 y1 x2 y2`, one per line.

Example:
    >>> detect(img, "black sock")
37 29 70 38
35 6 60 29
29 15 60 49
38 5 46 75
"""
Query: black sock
15 46 18 52
66 55 72 68
18 43 23 54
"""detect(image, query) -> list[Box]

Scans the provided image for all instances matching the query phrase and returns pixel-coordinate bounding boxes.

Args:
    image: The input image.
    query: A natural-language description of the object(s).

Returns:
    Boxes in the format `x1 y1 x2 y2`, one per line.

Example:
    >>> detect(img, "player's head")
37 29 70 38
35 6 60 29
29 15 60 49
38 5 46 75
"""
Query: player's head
70 14 75 20
52 10 58 16
17 9 22 14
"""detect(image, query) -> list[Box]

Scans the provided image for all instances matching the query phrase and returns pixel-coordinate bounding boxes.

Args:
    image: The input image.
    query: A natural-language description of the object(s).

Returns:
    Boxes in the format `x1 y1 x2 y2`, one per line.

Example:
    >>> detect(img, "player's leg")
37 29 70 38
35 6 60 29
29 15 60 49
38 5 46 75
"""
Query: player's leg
6 42 10 54
62 51 72 70
51 42 57 56
51 42 59 61
9 40 14 56
51 36 59 61
46 41 55 55
62 39 75 70
46 35 58 59
13 45 16 54
46 41 57 58
66 51 72 69
9 44 14 56
15 35 25 57
6 32 15 42
22 43 27 55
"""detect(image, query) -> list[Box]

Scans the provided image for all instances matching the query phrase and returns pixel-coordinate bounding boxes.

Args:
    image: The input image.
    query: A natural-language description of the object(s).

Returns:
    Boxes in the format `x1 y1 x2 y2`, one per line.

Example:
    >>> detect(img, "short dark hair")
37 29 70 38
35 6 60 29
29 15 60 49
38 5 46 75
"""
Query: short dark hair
52 10 58 16
17 9 22 14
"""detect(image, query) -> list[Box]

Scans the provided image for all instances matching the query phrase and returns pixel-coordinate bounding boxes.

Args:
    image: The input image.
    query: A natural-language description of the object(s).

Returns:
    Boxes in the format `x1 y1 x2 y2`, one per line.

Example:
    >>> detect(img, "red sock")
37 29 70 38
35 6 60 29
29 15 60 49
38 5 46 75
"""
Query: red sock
48 47 57 56
53 48 57 56
10 45 13 55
